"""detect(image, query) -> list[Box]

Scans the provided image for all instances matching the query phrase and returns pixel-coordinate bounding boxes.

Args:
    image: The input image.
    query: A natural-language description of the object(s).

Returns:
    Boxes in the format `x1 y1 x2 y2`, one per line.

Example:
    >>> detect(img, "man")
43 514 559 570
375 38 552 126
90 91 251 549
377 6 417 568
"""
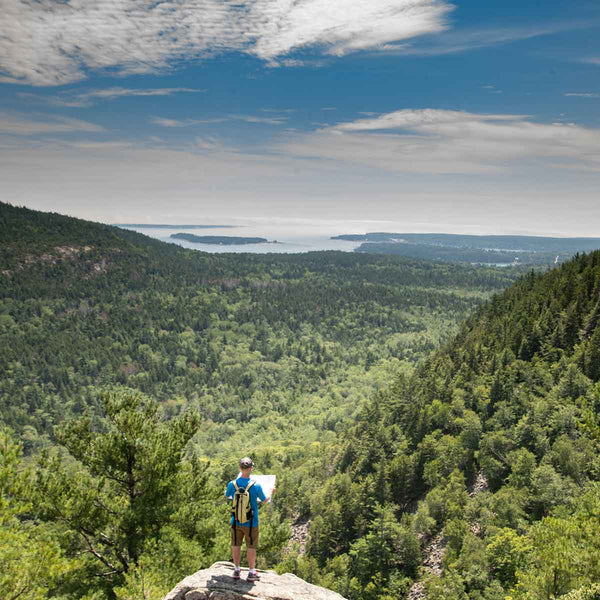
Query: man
225 457 273 581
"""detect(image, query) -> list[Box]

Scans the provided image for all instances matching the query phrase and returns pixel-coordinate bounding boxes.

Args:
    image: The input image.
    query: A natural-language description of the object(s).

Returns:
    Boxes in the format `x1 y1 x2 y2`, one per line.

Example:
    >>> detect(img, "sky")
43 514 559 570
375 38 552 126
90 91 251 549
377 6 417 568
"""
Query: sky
1 0 599 236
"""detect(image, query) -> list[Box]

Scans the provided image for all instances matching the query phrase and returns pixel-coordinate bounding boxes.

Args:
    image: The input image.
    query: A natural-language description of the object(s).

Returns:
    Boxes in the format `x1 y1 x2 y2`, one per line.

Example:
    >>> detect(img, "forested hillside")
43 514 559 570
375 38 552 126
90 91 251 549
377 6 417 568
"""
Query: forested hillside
6 201 599 600
0 201 517 454
295 251 600 599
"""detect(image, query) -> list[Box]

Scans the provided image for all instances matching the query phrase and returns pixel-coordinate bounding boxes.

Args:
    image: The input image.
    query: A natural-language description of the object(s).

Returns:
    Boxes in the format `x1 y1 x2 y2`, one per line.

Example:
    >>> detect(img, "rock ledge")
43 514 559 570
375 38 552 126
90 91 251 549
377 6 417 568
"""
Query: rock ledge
162 561 348 600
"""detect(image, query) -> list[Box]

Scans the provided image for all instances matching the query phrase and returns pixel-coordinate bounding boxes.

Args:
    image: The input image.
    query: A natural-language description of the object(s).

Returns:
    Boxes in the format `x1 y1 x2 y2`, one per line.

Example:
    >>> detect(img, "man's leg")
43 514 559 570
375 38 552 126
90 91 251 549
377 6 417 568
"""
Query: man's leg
246 527 260 581
232 545 241 568
247 548 256 571
231 527 242 578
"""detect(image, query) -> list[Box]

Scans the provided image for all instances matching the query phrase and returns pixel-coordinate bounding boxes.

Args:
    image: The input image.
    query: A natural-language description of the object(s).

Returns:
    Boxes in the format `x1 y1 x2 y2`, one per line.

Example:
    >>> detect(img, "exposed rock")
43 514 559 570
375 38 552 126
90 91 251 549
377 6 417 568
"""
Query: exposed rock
10 245 96 273
422 533 446 577
469 471 488 497
406 582 426 600
468 472 488 539
286 520 310 555
162 562 347 600
92 258 108 274
55 245 88 257
408 472 488 598
470 521 483 537
406 532 447 599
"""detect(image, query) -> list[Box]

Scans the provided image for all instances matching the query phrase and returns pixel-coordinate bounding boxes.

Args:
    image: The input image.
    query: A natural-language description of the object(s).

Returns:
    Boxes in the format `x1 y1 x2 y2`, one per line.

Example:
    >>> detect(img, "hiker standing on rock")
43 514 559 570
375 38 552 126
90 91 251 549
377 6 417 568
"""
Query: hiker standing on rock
225 457 273 582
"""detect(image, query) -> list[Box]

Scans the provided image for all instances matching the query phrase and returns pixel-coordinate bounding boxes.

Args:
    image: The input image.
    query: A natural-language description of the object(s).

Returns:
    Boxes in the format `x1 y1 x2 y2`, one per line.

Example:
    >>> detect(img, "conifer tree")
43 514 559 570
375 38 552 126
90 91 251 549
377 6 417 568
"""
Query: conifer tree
31 387 207 591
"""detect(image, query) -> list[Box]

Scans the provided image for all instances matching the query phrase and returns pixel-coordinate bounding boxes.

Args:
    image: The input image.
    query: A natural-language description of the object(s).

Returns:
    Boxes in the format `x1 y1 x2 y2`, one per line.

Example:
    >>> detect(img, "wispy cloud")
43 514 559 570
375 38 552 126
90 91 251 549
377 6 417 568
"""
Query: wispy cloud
0 112 104 135
276 108 600 174
378 21 590 57
19 87 203 108
151 117 206 128
260 108 297 114
582 57 600 65
1 0 453 86
331 109 523 132
483 85 503 94
151 114 287 127
233 114 287 125
565 92 599 98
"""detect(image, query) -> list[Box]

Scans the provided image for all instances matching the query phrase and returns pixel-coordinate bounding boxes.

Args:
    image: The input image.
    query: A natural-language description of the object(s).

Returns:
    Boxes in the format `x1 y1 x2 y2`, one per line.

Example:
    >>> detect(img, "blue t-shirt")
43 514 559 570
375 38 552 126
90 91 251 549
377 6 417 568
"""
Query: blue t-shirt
226 477 266 528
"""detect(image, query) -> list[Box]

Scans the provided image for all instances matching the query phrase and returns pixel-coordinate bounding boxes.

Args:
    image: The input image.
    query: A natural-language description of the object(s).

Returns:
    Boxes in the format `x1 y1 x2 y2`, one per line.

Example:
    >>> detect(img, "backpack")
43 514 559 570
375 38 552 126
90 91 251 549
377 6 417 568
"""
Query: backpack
231 479 256 545
231 479 255 524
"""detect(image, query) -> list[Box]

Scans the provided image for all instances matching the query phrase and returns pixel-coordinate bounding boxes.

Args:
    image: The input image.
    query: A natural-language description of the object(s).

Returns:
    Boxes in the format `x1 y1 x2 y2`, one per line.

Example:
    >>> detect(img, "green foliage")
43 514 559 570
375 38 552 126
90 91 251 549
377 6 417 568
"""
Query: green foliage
559 584 600 600
510 486 600 600
486 528 532 587
4 204 600 600
30 388 213 595
0 430 71 600
0 202 517 448
323 250 600 599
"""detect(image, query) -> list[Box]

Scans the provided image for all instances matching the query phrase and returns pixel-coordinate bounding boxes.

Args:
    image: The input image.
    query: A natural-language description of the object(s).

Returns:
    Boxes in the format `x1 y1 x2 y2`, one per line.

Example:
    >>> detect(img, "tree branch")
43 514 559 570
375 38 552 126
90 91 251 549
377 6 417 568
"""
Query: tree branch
79 530 122 576
8 584 29 600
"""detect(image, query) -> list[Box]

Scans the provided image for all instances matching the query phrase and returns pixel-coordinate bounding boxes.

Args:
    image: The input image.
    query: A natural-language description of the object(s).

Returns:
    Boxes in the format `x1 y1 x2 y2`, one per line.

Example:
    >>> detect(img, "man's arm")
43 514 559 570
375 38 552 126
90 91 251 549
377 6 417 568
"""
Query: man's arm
256 483 275 503
225 481 234 500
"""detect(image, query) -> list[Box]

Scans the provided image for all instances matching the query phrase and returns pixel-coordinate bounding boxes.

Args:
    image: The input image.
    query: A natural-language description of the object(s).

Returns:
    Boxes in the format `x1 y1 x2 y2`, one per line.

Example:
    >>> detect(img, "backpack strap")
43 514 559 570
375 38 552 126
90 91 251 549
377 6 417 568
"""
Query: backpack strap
231 480 238 537
246 480 255 544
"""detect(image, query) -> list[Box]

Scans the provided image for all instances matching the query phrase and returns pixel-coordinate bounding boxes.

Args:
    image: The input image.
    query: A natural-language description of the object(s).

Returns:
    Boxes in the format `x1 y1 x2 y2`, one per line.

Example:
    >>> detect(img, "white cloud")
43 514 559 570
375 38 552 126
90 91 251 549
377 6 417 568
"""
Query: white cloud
276 109 600 174
0 0 453 86
250 0 453 59
19 87 203 107
194 136 224 151
3 135 599 236
331 109 523 131
0 112 104 135
231 114 287 125
67 141 134 150
582 57 600 65
377 22 589 57
260 108 297 113
151 114 287 127
151 117 204 128
565 92 599 98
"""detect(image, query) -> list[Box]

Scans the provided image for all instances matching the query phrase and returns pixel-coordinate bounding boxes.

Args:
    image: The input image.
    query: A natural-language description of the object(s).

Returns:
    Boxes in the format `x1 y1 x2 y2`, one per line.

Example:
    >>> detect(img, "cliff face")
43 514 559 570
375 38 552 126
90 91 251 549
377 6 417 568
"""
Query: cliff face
162 562 348 600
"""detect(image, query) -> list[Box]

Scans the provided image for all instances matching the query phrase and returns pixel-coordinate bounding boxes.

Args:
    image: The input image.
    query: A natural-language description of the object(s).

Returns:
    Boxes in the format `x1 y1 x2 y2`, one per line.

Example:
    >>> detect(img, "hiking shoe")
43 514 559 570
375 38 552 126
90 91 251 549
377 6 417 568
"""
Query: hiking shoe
247 571 261 582
232 569 241 580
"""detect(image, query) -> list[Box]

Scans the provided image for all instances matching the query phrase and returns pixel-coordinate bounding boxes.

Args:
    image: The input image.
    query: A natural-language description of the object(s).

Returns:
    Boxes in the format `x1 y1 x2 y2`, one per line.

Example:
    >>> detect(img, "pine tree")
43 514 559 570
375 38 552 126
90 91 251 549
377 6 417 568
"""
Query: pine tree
31 387 206 590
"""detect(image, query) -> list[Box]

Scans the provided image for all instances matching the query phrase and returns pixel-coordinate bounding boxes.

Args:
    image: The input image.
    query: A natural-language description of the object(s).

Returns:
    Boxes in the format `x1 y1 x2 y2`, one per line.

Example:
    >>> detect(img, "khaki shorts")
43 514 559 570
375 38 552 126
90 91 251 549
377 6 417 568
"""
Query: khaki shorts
231 525 259 549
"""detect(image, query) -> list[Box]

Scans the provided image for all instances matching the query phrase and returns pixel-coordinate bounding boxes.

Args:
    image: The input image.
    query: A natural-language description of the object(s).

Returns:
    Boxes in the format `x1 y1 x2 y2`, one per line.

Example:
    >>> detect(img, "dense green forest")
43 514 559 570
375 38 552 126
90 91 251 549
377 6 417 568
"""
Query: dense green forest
2 202 600 600
0 202 516 453
294 250 600 600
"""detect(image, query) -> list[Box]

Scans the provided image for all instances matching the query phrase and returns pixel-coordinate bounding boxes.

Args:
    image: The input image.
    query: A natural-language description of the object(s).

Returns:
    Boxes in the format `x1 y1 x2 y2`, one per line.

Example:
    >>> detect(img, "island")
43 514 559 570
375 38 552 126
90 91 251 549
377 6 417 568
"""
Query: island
170 233 272 245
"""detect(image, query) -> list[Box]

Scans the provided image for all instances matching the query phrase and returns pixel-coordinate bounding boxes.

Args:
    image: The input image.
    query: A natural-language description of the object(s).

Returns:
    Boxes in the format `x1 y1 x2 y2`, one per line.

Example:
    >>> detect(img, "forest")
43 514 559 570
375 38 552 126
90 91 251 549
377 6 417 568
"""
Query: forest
2 201 600 600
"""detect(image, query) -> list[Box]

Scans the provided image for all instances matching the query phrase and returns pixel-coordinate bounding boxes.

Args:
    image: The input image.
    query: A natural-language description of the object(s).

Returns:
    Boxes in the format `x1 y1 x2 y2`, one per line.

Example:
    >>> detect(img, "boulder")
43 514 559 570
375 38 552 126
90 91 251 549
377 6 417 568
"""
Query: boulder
162 561 348 600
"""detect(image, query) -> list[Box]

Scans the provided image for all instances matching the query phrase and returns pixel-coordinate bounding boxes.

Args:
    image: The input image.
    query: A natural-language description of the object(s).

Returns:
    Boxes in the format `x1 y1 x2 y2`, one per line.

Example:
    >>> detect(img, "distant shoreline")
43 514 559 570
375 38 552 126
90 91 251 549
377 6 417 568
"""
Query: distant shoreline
331 232 600 265
116 224 237 229
170 233 275 245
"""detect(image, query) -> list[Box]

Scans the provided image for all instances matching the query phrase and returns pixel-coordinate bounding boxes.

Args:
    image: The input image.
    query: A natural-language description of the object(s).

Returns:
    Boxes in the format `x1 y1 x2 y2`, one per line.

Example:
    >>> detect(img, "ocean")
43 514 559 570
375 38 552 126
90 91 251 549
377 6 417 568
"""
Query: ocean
116 222 364 254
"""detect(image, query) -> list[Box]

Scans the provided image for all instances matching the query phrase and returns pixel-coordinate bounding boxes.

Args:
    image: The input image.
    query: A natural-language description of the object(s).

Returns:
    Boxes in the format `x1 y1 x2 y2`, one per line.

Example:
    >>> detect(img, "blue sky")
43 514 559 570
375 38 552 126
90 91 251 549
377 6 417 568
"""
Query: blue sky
1 0 599 236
